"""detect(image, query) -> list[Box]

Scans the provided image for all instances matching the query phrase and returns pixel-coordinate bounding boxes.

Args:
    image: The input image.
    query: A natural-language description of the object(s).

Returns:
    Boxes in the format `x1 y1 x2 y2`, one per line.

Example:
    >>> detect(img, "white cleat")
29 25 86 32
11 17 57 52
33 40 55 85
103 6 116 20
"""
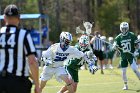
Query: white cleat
57 92 62 93
123 85 128 90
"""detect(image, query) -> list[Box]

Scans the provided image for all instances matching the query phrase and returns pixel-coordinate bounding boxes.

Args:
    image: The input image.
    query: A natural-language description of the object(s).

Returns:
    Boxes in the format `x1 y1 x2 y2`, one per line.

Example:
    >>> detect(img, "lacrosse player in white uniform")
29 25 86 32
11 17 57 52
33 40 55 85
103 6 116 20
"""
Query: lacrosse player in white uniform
40 32 96 93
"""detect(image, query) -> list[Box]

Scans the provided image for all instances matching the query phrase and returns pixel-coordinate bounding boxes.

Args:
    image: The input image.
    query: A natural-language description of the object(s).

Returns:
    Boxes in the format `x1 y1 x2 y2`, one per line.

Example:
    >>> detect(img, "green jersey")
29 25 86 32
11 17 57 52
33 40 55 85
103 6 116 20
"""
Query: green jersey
66 43 90 71
115 32 137 59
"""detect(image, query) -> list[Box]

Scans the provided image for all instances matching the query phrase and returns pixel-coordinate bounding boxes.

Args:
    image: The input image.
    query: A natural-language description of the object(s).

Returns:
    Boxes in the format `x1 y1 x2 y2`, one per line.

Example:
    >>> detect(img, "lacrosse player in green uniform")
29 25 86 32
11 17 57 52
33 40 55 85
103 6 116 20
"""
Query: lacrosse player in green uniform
113 22 140 90
108 37 115 69
57 35 98 93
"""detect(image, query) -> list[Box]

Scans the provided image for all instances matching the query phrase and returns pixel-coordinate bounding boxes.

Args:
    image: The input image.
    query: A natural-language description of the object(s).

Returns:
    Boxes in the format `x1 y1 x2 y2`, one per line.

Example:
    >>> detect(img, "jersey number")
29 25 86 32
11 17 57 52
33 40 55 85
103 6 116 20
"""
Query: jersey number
54 56 67 61
0 34 15 47
121 42 131 53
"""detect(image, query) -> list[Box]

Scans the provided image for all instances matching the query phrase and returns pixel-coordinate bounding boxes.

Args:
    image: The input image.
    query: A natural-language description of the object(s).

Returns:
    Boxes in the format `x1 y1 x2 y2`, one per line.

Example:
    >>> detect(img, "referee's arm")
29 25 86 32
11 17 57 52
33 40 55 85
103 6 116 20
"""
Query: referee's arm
25 33 40 93
28 55 39 90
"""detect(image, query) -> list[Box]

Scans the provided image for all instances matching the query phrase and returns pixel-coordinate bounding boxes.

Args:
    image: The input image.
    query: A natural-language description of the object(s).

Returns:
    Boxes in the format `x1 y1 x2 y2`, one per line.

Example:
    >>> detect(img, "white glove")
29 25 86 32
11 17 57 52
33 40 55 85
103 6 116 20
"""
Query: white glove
88 62 98 74
134 50 139 57
41 57 53 66
85 51 97 63
112 42 119 51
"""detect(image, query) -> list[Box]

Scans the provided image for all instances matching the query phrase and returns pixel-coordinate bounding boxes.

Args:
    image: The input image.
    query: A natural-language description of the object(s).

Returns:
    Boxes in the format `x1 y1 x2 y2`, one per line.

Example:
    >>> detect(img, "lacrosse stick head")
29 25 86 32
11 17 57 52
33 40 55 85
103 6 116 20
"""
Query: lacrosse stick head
76 26 85 34
83 21 93 35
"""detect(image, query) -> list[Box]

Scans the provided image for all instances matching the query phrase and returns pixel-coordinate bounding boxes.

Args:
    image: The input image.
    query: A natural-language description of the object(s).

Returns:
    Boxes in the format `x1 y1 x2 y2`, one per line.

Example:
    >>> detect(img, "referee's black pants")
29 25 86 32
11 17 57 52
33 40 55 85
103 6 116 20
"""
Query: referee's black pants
0 73 32 93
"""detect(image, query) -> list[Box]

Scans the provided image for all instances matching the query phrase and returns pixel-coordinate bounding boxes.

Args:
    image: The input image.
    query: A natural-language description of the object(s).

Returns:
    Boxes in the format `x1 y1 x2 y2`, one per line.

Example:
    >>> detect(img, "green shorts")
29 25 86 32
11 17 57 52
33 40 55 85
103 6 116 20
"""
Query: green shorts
120 58 133 68
66 66 79 83
103 52 108 59
108 51 115 59
138 56 140 59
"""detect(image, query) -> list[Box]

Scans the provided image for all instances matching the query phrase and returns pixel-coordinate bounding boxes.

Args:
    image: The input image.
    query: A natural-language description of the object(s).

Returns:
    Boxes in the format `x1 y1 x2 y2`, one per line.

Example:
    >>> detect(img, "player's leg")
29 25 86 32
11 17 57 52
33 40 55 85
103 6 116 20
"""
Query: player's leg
56 67 74 93
103 52 108 69
99 51 104 74
109 59 113 69
121 67 128 90
58 82 77 93
39 66 54 92
59 74 74 93
93 50 98 66
137 56 140 68
108 51 114 69
67 67 78 92
58 67 79 93
40 80 48 92
64 82 78 93
57 85 68 93
120 59 128 90
130 59 140 80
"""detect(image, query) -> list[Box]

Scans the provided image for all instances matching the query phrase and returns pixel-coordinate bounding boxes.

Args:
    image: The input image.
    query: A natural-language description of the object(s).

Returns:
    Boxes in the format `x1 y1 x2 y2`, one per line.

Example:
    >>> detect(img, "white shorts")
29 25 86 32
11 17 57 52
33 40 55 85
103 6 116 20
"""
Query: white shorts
40 66 68 82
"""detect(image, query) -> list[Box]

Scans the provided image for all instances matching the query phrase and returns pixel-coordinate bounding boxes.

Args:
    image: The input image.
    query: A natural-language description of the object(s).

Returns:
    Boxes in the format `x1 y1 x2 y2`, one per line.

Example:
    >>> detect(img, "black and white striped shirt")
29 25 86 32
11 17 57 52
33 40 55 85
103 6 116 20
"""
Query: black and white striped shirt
0 25 36 77
90 36 103 51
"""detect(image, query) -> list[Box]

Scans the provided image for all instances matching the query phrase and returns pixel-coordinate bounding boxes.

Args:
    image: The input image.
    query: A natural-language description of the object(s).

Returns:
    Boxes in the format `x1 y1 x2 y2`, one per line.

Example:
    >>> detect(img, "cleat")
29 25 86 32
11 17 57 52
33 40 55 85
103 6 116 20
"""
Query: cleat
101 70 104 74
109 65 113 69
122 85 128 90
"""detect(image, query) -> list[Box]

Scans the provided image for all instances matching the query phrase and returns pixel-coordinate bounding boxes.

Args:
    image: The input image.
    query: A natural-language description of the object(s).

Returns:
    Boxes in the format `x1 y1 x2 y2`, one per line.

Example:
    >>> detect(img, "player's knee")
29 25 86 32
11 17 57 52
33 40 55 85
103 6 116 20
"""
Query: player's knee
63 77 72 84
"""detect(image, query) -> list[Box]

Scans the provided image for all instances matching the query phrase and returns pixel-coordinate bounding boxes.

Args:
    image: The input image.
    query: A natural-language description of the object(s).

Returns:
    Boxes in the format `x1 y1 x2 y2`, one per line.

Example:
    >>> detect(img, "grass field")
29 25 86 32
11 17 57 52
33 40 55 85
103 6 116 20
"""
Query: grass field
32 58 140 93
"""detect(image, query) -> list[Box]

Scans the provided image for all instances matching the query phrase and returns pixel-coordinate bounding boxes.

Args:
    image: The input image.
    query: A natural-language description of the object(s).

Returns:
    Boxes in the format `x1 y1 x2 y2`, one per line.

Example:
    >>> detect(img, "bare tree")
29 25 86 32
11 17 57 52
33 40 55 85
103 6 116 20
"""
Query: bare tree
136 0 140 32
86 0 91 21
55 0 61 35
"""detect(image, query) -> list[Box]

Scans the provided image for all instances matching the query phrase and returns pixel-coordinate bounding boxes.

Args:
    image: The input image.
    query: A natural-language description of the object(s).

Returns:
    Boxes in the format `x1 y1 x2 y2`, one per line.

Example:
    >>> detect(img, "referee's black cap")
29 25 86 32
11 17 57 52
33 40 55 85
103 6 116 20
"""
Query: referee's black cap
4 4 20 17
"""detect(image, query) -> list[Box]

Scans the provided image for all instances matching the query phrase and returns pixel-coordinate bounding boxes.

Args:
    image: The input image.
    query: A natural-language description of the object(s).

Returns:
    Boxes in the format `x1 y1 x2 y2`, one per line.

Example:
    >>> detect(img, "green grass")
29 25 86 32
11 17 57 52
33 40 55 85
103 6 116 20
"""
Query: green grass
32 57 140 93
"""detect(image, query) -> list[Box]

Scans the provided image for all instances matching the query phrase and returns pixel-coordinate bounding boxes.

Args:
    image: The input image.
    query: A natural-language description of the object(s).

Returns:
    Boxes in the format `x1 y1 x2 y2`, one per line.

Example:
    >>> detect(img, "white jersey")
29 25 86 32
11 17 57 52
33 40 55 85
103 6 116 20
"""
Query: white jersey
42 43 84 67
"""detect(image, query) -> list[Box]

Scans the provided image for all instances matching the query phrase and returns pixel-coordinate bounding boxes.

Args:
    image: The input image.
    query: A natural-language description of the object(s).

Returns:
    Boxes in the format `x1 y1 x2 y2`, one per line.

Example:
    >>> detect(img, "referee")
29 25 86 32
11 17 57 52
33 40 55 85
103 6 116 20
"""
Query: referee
90 31 105 74
0 5 40 93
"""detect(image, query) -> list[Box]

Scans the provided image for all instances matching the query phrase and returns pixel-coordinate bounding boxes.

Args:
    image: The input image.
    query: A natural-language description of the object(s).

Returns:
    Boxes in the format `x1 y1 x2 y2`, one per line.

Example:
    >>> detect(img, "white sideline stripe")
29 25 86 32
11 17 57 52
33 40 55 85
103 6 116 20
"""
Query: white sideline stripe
45 82 121 89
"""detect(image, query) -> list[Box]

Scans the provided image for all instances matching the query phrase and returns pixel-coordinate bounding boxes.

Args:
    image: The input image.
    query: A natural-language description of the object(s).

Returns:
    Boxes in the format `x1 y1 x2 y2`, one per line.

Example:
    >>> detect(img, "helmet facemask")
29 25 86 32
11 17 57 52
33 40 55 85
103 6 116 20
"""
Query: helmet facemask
79 42 89 51
79 35 89 51
120 22 129 36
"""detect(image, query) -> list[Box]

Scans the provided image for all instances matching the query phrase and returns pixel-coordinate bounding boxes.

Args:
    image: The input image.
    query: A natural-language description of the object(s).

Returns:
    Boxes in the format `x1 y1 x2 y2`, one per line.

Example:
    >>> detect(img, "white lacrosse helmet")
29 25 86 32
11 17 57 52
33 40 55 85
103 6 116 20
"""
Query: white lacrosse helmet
79 35 90 51
108 37 113 41
108 37 114 43
138 35 140 40
60 32 73 47
120 22 129 35
101 36 106 40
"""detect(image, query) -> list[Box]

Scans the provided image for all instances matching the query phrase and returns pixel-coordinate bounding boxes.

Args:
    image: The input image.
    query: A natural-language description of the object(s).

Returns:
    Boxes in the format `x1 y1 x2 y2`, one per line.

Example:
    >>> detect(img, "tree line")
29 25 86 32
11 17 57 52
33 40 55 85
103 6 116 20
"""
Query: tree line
0 0 140 42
